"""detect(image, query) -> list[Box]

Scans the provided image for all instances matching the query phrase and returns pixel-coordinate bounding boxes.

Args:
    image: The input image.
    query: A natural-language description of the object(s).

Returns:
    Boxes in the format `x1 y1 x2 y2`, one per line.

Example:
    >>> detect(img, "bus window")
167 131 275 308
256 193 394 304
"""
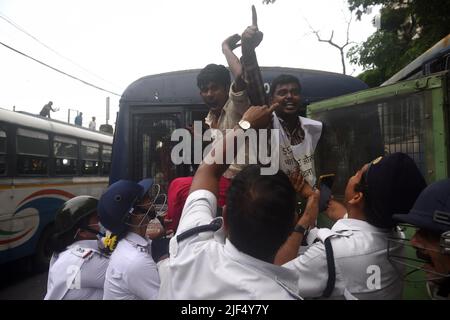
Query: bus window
312 88 431 194
134 115 178 192
0 108 113 267
16 128 49 175
378 92 425 171
0 129 6 175
101 145 112 175
54 136 78 175
190 109 209 123
81 141 99 175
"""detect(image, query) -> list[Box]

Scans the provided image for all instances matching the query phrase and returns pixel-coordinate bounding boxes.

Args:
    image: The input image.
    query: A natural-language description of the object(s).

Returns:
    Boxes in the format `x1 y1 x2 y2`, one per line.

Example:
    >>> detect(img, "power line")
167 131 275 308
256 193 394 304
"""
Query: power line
0 12 121 90
0 40 121 96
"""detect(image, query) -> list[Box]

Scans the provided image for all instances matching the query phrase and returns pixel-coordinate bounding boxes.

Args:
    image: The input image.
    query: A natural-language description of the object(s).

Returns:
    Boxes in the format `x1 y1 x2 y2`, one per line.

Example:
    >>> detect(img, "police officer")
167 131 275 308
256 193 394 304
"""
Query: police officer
44 196 109 300
280 153 427 299
393 178 450 299
99 179 160 300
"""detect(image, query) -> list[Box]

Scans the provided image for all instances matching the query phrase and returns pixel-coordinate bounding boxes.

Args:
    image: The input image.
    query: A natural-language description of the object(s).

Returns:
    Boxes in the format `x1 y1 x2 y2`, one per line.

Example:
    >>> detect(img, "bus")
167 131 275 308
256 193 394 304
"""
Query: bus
110 66 368 188
0 108 113 268
381 34 450 86
307 36 450 299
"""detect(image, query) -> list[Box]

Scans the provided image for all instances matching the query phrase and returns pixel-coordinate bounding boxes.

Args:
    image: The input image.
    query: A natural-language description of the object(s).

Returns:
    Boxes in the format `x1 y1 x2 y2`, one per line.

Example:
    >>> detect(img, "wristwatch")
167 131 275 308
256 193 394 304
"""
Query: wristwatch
293 224 308 235
238 119 251 130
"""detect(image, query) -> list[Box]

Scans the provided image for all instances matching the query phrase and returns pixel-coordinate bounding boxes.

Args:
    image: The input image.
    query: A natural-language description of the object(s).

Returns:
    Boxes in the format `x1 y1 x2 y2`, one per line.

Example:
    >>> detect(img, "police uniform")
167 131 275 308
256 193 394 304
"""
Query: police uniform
283 218 404 300
103 232 160 300
44 240 109 300
157 190 301 300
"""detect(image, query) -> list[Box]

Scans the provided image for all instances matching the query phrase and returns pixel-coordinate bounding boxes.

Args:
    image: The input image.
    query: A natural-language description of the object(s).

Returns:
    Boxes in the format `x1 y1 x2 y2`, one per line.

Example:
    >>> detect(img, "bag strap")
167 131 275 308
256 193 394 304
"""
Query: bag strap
176 218 222 243
322 237 336 298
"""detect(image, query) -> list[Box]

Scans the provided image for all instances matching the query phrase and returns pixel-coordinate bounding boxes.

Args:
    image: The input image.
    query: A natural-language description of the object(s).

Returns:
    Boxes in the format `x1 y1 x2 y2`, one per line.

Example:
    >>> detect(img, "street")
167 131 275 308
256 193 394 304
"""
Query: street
0 258 47 300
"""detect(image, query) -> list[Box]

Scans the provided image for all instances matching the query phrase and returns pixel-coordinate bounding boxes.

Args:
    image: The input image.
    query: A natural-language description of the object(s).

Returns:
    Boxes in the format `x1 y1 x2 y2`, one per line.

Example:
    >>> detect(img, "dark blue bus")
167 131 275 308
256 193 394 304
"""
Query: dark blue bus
110 67 367 189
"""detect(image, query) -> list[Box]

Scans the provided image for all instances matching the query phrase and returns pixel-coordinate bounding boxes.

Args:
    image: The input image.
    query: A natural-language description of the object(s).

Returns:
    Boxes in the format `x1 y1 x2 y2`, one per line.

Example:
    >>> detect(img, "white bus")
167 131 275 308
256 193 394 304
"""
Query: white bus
0 108 113 268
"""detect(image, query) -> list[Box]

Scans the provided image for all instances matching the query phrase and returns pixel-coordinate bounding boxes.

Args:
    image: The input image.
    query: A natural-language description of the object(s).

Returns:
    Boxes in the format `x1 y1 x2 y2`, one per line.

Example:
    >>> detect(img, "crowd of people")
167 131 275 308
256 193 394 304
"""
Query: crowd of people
44 9 450 300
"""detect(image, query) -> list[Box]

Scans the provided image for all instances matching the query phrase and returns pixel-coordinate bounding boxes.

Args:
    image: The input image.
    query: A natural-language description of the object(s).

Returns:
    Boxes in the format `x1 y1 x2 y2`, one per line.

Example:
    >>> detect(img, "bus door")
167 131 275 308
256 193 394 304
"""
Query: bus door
130 106 184 192
0 126 14 261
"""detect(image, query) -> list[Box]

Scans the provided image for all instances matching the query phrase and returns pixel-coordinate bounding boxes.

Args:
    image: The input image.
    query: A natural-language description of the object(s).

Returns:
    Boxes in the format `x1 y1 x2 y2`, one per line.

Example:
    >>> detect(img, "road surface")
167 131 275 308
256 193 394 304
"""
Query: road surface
0 258 47 300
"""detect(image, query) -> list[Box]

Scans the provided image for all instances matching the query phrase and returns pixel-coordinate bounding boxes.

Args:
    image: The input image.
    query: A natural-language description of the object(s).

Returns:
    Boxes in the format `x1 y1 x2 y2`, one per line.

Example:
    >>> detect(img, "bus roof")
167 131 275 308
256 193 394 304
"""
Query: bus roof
382 34 450 86
120 66 368 106
0 108 113 144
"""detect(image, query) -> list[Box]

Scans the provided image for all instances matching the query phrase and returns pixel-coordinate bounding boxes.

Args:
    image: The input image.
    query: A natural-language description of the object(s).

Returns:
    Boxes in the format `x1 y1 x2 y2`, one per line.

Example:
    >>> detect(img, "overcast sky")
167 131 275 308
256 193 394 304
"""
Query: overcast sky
0 0 379 127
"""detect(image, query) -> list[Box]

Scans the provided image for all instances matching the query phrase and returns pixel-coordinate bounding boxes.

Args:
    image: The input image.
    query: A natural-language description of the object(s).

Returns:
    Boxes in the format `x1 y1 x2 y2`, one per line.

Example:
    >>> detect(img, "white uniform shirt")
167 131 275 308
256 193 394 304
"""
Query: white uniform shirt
103 232 160 300
158 190 301 300
283 218 404 299
45 240 109 300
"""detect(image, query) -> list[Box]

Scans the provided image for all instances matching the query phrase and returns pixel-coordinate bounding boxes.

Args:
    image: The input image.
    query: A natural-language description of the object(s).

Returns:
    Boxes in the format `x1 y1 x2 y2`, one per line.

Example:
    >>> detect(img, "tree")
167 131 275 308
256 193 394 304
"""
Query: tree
263 0 355 75
305 14 354 75
347 0 450 86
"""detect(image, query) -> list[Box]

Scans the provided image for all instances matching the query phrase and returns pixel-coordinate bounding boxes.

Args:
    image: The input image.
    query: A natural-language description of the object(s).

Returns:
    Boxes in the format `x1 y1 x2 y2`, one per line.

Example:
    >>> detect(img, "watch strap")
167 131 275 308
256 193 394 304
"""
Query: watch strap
293 224 307 235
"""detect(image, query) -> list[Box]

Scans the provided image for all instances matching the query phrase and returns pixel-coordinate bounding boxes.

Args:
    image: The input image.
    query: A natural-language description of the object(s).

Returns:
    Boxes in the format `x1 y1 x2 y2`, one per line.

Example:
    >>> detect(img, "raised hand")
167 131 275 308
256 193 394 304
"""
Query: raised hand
252 4 257 26
222 34 241 52
241 103 278 129
241 5 264 52
289 170 305 194
300 189 320 228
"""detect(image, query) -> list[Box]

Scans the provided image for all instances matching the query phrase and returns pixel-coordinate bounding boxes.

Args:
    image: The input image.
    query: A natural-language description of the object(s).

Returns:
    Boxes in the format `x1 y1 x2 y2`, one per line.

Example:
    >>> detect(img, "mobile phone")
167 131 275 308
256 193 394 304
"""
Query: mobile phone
318 174 335 212
319 174 335 190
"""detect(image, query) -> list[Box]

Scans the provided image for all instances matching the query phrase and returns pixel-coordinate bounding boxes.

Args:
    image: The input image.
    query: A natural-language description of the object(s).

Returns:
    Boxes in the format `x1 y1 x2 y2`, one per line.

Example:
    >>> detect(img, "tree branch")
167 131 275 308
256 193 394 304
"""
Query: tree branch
304 13 354 75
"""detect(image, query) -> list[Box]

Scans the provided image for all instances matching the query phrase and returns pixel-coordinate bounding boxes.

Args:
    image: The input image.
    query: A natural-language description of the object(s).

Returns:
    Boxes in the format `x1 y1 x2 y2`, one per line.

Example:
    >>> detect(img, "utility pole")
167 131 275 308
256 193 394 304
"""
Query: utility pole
106 96 110 125
68 108 79 124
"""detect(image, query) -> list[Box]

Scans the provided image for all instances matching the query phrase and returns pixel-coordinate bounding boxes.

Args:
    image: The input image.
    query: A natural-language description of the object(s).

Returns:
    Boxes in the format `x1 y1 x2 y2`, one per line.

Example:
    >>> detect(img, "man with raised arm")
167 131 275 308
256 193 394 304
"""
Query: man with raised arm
39 101 57 118
240 6 323 189
166 34 253 233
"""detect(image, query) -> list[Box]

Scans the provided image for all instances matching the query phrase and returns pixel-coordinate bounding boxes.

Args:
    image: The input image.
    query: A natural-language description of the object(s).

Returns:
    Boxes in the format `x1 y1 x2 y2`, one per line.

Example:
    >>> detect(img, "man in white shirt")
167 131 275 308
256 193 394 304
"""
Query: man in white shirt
89 116 96 130
158 104 301 300
99 179 160 300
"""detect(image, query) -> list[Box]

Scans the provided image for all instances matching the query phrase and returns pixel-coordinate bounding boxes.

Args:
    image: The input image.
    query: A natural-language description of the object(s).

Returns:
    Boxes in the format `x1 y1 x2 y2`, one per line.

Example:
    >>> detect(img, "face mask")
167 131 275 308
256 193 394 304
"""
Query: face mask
128 184 167 228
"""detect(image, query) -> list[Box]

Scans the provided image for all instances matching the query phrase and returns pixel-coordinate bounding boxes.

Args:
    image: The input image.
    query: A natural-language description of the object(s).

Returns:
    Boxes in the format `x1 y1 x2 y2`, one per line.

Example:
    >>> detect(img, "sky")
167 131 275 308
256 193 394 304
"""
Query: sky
0 0 380 127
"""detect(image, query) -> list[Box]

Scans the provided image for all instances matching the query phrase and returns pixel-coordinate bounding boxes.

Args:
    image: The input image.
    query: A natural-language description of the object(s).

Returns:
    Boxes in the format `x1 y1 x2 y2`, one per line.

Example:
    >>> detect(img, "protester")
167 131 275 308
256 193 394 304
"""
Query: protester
166 34 252 232
240 11 322 190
